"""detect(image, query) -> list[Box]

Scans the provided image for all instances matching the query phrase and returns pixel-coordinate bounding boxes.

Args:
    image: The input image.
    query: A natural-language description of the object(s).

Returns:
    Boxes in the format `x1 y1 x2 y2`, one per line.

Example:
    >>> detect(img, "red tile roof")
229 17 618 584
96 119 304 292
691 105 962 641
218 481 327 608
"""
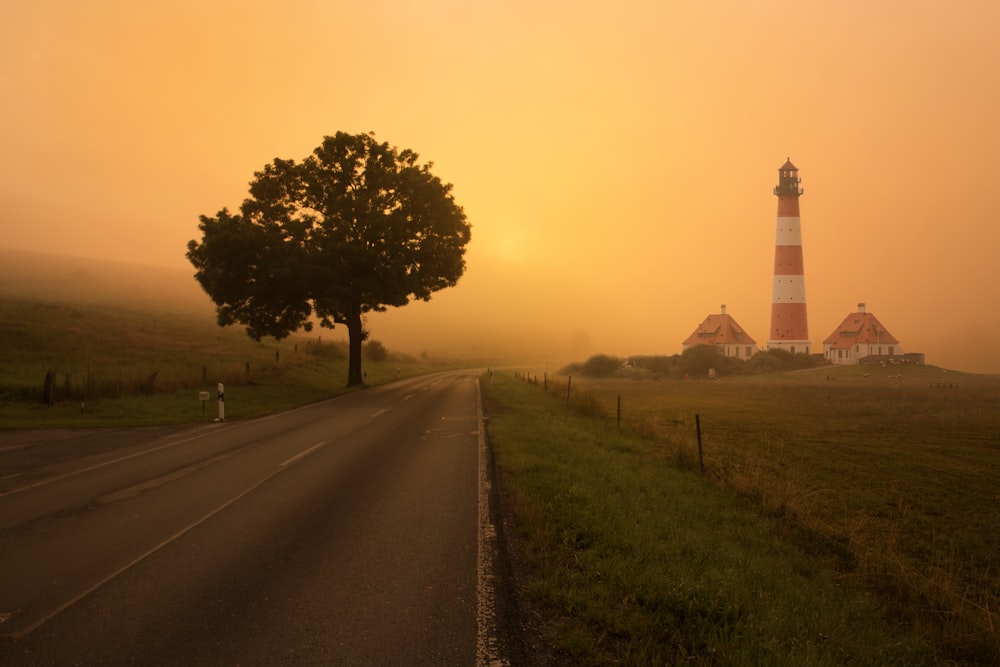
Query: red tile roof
683 313 757 347
823 311 899 349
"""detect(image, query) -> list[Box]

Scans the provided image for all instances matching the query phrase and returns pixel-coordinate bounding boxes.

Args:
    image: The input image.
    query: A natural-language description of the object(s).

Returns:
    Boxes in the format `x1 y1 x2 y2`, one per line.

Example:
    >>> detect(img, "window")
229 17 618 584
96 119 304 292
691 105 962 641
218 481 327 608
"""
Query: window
888 346 894 356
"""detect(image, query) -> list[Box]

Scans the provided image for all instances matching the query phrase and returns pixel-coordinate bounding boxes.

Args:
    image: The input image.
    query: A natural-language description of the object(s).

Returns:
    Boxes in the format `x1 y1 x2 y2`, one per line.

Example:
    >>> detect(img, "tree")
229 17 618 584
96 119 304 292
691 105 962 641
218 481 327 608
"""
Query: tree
679 344 728 376
187 132 471 386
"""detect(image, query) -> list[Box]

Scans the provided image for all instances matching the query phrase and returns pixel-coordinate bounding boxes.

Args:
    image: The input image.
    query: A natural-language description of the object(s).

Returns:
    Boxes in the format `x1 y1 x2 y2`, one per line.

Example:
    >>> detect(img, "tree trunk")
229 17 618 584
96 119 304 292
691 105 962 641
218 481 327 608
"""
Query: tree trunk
345 304 365 387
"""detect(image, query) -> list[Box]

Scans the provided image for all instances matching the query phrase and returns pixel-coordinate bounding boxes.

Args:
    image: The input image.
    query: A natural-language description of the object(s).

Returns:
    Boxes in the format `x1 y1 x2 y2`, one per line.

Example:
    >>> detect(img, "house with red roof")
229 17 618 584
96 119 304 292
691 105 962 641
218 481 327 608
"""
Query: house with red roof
822 303 903 365
682 305 759 359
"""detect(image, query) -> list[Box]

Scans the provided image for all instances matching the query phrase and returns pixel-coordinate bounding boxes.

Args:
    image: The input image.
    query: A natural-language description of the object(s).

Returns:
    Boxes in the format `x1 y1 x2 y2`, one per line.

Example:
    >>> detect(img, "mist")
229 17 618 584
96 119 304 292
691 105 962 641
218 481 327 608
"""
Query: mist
1 247 996 375
2 3 999 374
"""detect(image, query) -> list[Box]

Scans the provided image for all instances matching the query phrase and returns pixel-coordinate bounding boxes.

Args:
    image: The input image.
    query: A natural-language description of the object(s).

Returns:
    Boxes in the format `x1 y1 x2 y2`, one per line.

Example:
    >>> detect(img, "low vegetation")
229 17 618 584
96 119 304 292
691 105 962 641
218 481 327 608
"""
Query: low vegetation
560 347 829 379
4 287 995 661
0 298 445 428
496 360 999 663
484 372 944 664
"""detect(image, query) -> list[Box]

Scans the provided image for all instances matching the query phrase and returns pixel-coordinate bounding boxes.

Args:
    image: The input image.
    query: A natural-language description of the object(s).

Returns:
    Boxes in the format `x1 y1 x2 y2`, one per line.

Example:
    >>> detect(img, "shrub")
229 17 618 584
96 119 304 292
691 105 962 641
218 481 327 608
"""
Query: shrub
560 354 624 377
630 355 676 377
364 339 389 361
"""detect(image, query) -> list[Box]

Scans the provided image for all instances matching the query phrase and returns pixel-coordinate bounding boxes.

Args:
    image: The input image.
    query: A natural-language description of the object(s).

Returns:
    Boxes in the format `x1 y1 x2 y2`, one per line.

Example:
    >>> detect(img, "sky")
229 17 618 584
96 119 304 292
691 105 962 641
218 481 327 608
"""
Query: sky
2 1 999 372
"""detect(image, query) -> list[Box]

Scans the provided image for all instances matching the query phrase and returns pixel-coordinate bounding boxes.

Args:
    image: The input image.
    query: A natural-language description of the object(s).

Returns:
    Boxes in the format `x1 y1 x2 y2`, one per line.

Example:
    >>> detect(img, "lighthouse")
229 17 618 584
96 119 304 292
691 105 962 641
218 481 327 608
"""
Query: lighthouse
767 159 810 354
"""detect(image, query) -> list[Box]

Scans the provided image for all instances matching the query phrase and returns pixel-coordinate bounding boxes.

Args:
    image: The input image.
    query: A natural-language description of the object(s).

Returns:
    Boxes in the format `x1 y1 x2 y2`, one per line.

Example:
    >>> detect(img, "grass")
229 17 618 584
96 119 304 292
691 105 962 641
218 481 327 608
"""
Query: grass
0 297 455 428
496 365 1000 663
484 371 943 664
3 289 994 661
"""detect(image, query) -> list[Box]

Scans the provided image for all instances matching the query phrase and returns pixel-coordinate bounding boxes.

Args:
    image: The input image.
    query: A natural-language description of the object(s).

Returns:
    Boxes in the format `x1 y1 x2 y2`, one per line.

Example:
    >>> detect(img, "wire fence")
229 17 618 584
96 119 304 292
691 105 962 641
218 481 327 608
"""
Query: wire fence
507 369 998 658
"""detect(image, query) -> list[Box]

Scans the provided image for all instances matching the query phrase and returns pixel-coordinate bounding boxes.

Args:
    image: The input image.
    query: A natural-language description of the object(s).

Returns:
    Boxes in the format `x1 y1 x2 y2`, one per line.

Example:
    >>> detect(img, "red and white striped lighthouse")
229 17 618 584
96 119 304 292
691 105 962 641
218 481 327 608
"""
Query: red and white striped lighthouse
767 158 810 354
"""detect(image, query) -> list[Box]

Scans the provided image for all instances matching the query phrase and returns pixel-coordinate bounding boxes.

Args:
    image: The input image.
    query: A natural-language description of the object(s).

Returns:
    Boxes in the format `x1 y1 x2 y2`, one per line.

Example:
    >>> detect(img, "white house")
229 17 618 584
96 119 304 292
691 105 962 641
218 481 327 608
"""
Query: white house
682 305 759 359
822 303 902 365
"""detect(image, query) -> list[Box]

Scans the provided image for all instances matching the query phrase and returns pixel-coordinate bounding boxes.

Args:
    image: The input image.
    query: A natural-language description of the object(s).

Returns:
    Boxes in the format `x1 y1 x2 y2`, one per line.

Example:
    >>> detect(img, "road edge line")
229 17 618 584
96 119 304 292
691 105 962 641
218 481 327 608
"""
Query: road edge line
475 376 510 667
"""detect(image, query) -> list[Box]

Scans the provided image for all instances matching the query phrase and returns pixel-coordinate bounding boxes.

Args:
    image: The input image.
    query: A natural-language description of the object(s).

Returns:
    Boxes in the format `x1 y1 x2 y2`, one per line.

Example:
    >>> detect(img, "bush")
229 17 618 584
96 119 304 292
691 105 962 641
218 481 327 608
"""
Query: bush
560 348 829 380
745 349 828 373
630 355 676 377
364 339 389 361
560 354 625 378
678 345 732 376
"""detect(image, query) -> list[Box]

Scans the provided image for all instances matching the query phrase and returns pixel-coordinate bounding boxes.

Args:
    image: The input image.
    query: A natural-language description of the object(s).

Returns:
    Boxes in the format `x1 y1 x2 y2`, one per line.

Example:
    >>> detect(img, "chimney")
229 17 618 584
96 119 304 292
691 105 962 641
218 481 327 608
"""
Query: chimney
721 304 727 315
858 302 866 313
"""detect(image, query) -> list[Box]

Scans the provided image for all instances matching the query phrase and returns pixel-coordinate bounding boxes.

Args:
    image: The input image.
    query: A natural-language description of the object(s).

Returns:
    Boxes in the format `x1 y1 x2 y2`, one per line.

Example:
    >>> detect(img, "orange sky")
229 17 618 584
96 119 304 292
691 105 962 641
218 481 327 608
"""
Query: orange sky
2 1 999 372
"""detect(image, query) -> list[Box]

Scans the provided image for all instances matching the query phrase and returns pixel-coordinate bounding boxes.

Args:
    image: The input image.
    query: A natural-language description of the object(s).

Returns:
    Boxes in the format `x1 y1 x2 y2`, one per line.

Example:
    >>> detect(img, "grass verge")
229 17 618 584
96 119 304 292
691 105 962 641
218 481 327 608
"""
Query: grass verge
483 371 952 665
516 364 1000 661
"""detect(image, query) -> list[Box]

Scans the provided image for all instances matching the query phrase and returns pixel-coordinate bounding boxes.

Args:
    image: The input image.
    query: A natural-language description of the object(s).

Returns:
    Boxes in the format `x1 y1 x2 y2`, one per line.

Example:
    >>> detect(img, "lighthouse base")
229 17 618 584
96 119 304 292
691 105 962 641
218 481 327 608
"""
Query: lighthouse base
766 340 812 355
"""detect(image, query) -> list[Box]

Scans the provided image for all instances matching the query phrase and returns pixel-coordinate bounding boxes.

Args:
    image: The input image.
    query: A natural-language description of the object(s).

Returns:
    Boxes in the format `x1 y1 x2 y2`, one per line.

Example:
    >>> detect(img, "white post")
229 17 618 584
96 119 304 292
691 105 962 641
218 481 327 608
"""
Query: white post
217 382 225 421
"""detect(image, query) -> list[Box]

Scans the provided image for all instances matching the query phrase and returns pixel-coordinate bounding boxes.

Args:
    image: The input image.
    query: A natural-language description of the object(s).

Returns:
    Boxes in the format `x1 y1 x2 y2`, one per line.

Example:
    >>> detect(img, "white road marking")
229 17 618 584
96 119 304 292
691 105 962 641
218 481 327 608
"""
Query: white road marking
279 441 327 467
476 377 509 667
0 423 243 499
4 437 331 639
0 389 367 499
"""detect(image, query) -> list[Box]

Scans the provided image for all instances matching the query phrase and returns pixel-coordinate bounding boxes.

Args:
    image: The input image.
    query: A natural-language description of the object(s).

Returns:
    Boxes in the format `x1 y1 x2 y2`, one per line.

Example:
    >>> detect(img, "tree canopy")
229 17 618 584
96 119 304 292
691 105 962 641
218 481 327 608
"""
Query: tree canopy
187 132 471 386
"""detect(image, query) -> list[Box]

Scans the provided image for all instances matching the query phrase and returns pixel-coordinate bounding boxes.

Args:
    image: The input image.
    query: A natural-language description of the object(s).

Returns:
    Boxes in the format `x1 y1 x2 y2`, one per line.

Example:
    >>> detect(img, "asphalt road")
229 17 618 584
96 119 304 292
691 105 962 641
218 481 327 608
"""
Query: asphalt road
0 370 514 666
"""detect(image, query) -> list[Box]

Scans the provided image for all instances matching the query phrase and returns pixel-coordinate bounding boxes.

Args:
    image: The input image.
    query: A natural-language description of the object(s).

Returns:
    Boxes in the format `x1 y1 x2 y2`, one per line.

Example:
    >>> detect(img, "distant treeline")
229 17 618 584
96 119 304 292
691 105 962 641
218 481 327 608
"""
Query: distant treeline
560 347 827 379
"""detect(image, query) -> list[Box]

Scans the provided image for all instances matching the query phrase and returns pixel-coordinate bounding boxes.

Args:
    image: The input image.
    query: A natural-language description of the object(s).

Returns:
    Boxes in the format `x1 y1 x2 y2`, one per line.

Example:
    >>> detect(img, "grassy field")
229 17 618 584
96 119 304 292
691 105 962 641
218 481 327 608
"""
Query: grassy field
0 249 471 428
0 297 456 428
3 282 996 661
498 364 1000 662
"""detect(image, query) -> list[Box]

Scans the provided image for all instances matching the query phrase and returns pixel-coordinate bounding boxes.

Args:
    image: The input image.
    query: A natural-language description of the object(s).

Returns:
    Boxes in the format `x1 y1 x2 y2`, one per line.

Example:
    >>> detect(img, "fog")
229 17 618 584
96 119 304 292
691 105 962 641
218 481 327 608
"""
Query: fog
2 3 1000 373
0 246 994 375
0 248 590 365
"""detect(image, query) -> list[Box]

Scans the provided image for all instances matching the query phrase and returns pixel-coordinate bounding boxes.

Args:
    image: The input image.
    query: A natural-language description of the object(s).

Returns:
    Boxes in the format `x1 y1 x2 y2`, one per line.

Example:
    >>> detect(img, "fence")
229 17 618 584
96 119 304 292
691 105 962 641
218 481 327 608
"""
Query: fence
505 369 998 657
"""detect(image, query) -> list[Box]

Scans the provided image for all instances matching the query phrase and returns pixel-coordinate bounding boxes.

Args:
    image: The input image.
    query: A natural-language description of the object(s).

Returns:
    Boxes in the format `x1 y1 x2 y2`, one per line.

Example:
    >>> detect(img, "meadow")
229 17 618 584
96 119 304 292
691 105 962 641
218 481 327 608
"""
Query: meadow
2 252 996 661
498 363 1000 662
0 296 451 428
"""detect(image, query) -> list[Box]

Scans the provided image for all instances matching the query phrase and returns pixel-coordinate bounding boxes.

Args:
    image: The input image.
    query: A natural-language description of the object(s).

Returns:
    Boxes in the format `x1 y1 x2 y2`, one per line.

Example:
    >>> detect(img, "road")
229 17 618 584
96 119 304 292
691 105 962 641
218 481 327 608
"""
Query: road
0 370 515 666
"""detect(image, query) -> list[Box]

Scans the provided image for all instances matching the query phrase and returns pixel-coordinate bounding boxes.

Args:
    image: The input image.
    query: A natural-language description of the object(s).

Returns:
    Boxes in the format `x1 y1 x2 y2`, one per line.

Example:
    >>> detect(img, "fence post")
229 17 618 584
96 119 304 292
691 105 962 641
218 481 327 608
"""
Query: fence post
566 376 572 405
695 413 705 474
43 371 56 405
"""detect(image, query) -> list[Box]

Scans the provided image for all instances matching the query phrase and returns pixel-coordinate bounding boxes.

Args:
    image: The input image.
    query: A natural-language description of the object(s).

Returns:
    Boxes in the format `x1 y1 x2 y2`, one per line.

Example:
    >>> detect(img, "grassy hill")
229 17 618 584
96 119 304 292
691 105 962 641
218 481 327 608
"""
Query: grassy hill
0 248 445 428
0 247 208 311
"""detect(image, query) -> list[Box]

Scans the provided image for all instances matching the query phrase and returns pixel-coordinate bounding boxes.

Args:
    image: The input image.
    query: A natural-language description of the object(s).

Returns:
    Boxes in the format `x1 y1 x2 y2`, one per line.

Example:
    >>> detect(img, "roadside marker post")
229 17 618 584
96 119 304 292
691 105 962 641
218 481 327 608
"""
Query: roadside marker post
217 383 225 421
695 414 705 474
